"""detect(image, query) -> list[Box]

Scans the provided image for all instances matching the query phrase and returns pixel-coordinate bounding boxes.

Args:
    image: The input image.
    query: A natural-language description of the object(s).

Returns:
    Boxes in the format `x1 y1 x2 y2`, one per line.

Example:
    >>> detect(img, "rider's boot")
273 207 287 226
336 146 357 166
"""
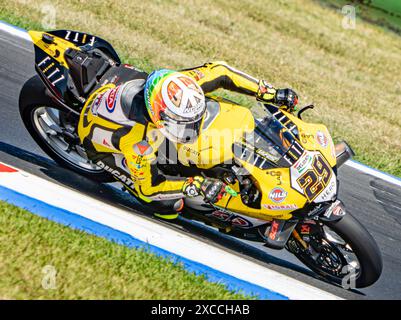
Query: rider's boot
153 199 184 220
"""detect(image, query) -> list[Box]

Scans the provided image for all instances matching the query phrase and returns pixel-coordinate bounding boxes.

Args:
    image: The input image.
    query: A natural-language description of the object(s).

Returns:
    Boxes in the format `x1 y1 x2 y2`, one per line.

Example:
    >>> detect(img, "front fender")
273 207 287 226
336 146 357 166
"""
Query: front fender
319 200 347 222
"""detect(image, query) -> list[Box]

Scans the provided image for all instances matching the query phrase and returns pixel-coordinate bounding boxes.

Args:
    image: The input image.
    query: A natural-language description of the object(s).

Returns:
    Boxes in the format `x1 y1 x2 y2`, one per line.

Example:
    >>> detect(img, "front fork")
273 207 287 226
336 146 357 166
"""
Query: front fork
287 200 347 252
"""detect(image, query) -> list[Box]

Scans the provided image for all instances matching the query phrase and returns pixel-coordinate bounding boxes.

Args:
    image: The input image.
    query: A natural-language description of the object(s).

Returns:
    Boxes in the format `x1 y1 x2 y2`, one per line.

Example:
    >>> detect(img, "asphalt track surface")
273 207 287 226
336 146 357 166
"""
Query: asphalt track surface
1 28 401 300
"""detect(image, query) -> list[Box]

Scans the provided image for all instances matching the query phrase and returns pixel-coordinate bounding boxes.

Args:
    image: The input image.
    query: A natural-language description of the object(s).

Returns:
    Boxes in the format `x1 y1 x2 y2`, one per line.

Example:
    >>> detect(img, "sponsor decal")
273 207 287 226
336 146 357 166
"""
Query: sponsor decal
106 86 120 113
191 69 205 81
211 211 231 221
269 187 287 203
91 92 104 114
96 160 134 187
129 154 146 179
324 200 345 218
293 152 313 174
263 204 298 211
319 180 336 201
332 205 345 216
183 184 200 197
131 168 144 177
300 224 311 234
331 143 336 159
37 55 66 88
182 145 200 157
123 64 135 70
269 221 279 240
137 144 149 155
133 141 153 156
316 130 328 148
102 138 111 147
183 103 202 115
131 163 142 169
300 132 314 144
231 216 252 228
64 31 96 46
268 170 282 185
132 154 146 168
110 75 120 84
121 158 128 169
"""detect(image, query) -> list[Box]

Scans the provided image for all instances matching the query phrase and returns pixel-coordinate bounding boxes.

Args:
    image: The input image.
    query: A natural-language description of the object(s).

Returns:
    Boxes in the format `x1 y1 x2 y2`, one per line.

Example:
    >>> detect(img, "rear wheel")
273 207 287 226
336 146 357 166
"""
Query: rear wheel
19 75 113 182
287 213 382 288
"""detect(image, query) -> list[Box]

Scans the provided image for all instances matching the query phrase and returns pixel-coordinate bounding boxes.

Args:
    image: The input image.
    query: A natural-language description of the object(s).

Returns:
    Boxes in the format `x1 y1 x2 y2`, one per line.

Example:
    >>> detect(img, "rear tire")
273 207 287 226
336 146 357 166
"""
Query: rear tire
19 75 113 183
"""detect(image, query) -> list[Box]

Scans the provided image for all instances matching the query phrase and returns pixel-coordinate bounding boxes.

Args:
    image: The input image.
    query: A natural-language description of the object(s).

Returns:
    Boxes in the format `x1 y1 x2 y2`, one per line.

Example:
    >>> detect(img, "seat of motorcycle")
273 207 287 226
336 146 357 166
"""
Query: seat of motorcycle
65 48 111 97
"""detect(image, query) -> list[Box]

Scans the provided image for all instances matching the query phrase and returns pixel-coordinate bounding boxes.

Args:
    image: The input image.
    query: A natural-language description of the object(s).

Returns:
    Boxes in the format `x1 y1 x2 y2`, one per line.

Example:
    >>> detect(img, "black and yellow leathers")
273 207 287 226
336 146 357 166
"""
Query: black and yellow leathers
77 61 277 205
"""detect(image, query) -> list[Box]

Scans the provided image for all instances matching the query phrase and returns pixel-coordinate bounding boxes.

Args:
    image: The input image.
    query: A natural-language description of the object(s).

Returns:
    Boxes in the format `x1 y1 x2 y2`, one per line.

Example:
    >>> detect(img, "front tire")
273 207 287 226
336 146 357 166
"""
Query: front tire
324 213 382 288
288 213 382 288
19 75 113 183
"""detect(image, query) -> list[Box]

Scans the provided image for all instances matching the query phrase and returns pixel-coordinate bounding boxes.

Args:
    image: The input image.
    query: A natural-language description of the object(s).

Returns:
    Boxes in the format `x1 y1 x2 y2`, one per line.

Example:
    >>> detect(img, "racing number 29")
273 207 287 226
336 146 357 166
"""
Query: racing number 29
297 155 332 202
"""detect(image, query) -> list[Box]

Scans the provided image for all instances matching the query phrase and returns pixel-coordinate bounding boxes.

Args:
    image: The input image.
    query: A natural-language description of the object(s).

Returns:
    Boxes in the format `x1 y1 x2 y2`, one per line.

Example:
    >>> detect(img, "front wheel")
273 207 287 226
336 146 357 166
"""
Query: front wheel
287 213 382 288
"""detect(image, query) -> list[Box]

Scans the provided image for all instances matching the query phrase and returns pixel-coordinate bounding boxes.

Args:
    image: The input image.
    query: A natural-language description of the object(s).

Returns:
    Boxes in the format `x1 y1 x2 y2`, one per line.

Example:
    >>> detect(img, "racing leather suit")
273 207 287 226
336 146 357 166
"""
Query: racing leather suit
77 61 276 211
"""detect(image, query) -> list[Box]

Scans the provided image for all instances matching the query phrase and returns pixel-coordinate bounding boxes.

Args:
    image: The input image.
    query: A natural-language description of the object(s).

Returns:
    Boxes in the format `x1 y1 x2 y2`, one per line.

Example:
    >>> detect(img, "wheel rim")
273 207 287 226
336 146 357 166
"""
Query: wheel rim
32 106 102 172
289 222 361 283
321 226 361 278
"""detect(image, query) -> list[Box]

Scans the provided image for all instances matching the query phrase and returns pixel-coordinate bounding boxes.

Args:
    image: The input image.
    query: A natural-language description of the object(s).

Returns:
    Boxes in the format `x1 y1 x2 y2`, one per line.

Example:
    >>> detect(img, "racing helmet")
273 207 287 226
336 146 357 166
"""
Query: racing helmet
144 69 206 144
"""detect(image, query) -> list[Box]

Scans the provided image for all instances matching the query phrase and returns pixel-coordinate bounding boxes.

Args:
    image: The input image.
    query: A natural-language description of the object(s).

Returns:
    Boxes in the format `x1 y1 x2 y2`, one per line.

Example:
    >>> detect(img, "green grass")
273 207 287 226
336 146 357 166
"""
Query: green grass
370 0 401 15
0 200 251 299
321 0 401 34
1 0 400 177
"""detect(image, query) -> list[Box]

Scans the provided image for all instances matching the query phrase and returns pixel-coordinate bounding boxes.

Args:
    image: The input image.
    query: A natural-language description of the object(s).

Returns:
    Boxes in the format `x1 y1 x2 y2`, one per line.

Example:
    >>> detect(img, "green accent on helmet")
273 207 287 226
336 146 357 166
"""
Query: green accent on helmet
144 69 176 119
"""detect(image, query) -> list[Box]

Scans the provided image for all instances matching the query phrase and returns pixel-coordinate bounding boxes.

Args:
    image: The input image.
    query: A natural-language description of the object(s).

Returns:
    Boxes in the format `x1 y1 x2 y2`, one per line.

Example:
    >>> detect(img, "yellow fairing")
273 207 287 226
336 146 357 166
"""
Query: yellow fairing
180 103 337 221
77 84 124 153
284 111 337 167
177 102 254 168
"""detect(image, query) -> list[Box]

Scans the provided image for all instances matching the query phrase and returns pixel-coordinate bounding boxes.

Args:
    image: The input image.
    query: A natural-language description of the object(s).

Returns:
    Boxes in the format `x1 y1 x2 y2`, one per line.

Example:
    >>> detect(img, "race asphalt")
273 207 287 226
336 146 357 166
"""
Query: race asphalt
1 28 400 299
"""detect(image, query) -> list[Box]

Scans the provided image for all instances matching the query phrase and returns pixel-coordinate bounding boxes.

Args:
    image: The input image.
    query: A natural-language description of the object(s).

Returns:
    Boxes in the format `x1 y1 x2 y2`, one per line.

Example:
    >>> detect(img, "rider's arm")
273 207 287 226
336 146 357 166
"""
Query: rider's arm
181 61 298 110
121 140 186 202
181 61 276 101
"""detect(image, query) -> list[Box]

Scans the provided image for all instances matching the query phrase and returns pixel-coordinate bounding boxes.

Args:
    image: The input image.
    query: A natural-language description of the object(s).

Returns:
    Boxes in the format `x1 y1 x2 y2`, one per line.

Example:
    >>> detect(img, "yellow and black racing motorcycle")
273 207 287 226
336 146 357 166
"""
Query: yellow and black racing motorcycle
19 30 382 288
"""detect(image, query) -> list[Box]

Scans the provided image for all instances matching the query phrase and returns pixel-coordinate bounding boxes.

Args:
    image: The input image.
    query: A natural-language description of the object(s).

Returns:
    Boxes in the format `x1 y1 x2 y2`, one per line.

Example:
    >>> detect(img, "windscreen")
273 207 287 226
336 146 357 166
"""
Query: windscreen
233 103 297 168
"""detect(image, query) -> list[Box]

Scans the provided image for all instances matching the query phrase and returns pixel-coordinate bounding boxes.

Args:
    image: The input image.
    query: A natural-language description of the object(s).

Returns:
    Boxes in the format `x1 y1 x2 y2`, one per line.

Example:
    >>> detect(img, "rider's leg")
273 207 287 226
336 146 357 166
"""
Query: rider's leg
91 153 185 220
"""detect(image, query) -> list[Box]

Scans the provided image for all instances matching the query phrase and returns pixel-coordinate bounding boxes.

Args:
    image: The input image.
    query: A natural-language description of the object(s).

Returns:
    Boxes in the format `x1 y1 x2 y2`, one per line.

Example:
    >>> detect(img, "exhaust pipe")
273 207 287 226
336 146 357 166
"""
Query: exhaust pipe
335 141 355 168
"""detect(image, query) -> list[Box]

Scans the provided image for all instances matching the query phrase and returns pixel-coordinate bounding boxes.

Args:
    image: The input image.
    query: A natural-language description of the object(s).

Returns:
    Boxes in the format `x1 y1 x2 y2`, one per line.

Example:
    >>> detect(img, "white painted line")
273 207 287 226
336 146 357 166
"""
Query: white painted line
345 160 401 188
0 21 31 42
0 161 341 300
1 20 400 188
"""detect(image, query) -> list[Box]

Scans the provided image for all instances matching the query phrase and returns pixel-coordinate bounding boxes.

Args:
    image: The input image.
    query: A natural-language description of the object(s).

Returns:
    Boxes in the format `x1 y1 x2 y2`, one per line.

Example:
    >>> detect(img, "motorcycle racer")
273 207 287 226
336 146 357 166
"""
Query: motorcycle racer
77 61 299 219
21 30 382 288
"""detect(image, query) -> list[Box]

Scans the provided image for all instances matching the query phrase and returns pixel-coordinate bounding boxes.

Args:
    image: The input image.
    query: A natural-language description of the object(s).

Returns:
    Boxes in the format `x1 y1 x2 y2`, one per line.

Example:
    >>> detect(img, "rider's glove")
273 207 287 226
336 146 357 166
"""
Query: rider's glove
256 80 277 102
182 176 227 203
257 80 299 113
274 88 299 112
